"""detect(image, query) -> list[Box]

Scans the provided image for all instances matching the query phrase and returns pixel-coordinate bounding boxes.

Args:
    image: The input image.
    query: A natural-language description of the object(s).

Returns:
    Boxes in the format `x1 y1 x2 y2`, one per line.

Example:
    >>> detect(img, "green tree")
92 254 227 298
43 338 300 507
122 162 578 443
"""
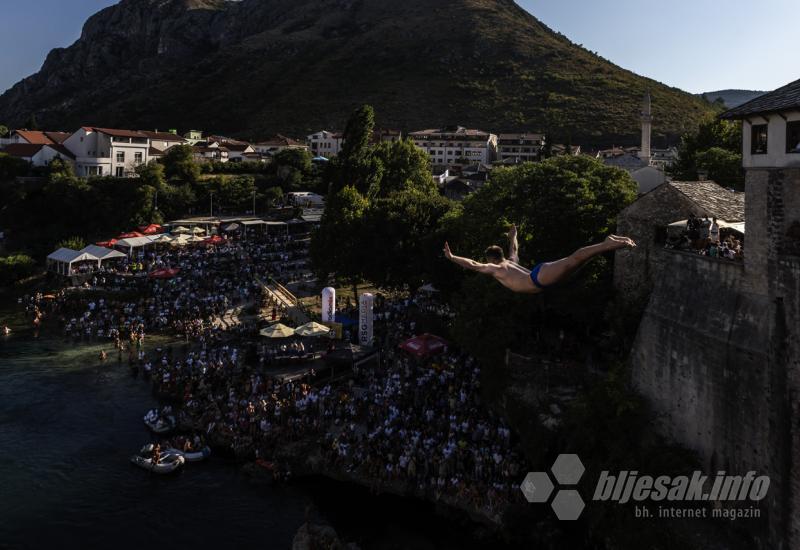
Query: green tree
326 105 383 195
670 116 743 189
445 155 638 362
0 254 36 286
695 147 744 189
372 138 435 197
263 186 284 207
273 148 313 190
310 186 369 299
47 158 75 180
136 161 166 189
162 144 200 184
57 236 87 250
0 153 31 181
24 114 38 130
360 189 455 289
0 124 8 138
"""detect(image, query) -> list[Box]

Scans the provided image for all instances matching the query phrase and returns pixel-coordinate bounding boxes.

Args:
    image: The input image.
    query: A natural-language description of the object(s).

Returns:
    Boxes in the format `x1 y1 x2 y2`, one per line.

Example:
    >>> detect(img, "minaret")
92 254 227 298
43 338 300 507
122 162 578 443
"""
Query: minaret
639 92 652 165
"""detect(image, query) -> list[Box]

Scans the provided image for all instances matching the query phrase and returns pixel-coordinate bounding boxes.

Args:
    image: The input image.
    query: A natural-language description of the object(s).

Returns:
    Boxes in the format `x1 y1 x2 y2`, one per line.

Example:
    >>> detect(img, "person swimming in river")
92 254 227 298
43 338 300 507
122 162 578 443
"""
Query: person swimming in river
444 224 636 293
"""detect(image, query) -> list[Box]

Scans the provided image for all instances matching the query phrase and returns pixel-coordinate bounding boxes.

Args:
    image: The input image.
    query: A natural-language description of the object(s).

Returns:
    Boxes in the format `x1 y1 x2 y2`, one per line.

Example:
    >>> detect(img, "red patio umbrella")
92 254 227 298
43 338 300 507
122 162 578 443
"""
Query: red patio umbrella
138 224 163 235
206 235 226 245
398 333 449 359
96 238 118 247
148 268 181 279
118 231 144 239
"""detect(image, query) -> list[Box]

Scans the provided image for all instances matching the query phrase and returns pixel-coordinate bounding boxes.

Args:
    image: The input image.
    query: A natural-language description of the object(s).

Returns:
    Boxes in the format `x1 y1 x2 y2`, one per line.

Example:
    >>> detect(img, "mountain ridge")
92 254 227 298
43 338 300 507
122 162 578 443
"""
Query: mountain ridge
0 0 713 146
698 89 766 109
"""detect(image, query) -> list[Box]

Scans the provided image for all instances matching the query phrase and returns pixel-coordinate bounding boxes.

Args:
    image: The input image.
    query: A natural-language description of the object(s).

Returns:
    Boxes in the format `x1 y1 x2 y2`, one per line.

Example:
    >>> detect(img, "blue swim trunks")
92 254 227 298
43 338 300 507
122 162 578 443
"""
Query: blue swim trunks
530 262 550 290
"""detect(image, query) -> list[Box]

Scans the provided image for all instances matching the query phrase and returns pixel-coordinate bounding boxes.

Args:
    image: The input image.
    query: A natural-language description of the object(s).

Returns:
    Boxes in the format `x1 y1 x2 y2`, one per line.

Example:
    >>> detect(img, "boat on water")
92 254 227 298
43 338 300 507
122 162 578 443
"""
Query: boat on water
163 446 212 463
130 445 185 474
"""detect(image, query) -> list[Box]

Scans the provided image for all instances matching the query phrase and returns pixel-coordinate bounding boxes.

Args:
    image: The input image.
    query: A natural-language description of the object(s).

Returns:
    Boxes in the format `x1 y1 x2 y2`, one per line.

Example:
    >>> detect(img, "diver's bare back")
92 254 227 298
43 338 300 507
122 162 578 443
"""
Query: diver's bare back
492 261 539 293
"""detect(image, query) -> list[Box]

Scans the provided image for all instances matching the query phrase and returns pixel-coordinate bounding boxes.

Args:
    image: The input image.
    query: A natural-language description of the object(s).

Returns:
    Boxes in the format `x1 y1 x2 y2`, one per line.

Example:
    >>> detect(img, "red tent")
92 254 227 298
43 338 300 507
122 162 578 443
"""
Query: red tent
118 231 144 239
148 268 181 279
96 239 118 247
205 235 225 245
138 224 163 235
398 333 449 359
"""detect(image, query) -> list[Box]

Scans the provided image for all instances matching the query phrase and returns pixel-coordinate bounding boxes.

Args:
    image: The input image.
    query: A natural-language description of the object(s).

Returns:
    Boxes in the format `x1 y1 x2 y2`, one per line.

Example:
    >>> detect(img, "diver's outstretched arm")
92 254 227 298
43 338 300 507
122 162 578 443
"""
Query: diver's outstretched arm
508 224 519 264
444 242 496 275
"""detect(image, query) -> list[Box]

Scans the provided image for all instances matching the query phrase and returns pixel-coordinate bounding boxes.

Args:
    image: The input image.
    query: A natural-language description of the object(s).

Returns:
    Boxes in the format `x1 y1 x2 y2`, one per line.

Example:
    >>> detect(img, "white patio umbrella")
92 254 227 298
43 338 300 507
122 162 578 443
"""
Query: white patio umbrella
259 323 296 338
295 322 331 337
172 226 191 234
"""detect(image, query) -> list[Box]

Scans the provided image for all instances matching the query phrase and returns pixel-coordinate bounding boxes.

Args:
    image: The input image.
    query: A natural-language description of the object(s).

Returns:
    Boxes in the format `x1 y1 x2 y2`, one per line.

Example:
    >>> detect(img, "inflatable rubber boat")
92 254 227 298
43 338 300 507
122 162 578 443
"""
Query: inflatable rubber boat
130 446 185 474
163 446 212 463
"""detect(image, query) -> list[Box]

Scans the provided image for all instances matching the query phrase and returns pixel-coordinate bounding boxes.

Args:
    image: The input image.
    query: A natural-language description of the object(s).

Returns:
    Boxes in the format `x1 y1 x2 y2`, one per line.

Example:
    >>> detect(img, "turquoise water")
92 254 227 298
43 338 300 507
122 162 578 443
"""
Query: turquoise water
0 334 308 549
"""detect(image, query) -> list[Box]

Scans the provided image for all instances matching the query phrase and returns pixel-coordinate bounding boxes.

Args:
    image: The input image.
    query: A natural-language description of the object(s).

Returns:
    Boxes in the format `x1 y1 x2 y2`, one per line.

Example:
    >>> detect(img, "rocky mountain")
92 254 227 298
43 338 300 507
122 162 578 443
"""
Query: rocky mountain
699 89 766 109
0 0 713 145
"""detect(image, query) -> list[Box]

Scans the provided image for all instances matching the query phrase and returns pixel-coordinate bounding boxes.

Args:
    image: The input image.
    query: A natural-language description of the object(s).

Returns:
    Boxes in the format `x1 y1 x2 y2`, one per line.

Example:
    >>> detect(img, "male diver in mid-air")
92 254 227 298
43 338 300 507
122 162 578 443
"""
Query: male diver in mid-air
444 224 636 294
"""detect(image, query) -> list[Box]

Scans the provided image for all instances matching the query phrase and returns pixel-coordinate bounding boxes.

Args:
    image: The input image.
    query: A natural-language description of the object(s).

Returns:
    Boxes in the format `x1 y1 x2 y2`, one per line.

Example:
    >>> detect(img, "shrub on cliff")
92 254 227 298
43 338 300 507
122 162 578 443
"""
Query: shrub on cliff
0 254 37 286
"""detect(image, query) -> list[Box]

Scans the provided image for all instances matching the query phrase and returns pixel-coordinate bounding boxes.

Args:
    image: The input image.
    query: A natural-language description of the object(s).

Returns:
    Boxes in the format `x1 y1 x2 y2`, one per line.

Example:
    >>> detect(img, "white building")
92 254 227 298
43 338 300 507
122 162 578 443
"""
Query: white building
62 127 152 177
409 126 497 169
307 130 343 158
193 142 230 163
1 143 75 167
140 130 186 153
224 142 256 162
496 133 545 164
722 78 800 169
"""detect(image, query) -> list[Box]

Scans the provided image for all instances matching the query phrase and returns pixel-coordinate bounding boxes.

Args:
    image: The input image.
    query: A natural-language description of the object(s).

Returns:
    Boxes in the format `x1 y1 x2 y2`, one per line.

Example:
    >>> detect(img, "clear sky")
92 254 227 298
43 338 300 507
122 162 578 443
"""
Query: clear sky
0 0 796 94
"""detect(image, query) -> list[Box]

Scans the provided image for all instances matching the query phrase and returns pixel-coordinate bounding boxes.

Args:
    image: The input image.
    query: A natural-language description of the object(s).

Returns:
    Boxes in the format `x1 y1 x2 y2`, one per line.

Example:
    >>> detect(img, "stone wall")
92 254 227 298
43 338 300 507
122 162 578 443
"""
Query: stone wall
631 250 776 545
629 168 800 549
614 185 695 308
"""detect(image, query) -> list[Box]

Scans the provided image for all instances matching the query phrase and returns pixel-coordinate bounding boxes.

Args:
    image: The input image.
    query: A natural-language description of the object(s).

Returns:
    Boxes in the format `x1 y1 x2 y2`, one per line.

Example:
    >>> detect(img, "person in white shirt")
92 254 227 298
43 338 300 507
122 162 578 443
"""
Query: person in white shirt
709 217 720 243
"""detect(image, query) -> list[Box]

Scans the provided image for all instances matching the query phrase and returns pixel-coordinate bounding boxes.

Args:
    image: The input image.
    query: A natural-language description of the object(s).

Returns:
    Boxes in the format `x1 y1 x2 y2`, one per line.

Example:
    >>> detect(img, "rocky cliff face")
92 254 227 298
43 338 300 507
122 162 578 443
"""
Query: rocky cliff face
0 0 713 144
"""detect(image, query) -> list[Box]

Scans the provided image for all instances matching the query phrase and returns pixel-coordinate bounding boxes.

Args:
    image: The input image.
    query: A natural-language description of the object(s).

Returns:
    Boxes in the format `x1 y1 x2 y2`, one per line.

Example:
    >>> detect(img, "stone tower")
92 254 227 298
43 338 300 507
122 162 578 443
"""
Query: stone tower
639 92 652 164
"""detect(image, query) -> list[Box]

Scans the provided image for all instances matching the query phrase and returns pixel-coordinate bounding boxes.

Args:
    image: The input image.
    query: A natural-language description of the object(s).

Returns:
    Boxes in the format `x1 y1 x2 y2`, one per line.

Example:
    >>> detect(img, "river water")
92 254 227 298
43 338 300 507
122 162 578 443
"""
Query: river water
0 325 512 550
0 334 311 549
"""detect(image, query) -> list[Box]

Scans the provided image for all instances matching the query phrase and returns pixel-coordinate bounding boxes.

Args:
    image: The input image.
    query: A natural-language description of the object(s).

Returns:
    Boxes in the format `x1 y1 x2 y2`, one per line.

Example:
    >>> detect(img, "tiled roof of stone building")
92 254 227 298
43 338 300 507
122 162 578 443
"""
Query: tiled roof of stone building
669 181 745 222
721 78 800 119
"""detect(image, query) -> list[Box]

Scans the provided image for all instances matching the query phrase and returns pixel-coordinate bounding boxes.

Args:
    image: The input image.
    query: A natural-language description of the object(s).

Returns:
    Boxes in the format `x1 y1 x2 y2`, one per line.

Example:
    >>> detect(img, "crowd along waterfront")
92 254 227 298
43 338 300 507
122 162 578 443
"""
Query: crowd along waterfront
0 326 523 550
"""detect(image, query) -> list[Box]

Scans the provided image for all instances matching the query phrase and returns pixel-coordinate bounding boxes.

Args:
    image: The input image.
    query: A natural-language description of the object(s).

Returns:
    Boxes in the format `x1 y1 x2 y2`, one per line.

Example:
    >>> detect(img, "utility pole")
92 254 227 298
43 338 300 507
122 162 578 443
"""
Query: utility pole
210 191 214 218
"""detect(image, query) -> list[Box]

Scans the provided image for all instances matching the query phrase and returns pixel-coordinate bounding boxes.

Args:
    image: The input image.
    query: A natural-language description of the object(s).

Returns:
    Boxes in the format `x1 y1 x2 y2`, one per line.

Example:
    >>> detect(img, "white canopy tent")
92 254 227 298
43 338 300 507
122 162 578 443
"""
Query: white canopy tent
116 236 157 256
265 220 289 235
47 248 99 276
78 245 126 267
667 219 745 235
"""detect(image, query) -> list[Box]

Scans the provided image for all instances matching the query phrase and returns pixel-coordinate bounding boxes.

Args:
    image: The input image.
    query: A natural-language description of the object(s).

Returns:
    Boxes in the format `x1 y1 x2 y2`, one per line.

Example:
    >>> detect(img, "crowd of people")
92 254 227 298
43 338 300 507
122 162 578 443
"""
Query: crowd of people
664 213 744 261
22 232 310 346
135 290 525 520
21 226 528 523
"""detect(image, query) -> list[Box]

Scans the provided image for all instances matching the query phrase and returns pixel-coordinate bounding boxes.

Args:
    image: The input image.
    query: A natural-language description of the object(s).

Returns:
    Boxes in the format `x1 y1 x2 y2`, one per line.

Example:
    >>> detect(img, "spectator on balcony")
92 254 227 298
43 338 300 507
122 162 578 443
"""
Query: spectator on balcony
709 217 720 243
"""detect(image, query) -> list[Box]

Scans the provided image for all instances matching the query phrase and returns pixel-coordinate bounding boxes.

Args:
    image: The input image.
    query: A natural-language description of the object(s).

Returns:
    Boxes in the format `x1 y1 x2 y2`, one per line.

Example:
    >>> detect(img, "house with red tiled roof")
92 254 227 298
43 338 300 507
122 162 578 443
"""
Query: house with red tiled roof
2 143 76 167
254 135 309 156
0 129 72 147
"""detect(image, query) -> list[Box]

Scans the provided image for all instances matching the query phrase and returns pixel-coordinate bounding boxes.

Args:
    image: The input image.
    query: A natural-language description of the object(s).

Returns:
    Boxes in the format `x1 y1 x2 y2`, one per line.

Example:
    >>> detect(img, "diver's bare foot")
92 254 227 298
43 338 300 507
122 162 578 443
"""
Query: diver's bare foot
605 235 636 249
